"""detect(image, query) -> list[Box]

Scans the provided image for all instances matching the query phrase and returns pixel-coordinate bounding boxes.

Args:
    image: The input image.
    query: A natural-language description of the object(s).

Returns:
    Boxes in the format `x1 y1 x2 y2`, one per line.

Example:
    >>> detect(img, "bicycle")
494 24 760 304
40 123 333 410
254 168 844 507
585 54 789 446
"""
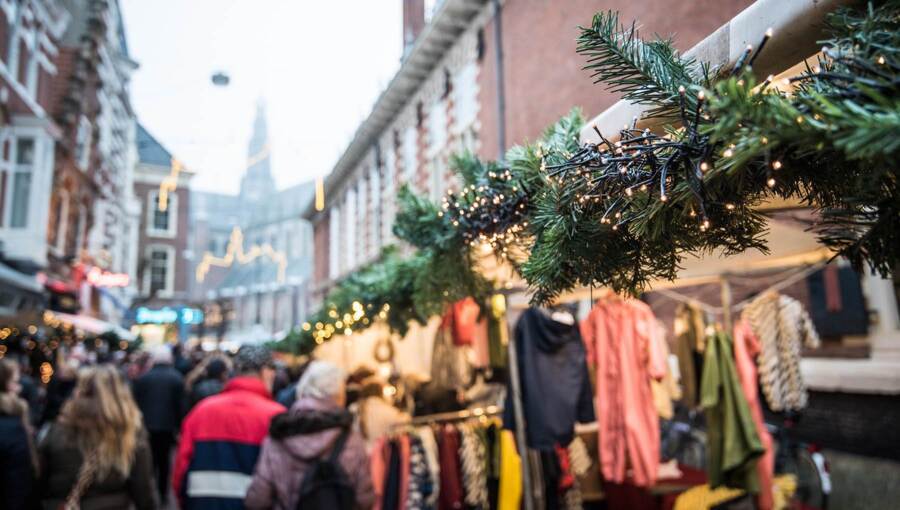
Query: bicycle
767 416 832 510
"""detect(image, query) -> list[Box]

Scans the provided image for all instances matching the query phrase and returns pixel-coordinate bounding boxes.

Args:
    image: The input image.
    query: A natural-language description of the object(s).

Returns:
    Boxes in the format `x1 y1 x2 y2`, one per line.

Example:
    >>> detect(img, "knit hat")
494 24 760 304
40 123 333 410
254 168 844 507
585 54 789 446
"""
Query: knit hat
234 346 274 374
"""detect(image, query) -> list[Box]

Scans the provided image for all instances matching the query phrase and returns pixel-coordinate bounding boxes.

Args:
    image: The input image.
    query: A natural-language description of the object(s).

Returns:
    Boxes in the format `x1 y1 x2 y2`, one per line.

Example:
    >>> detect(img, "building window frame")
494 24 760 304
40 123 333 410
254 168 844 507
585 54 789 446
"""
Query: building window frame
146 190 177 238
74 115 92 171
5 134 36 229
144 244 175 298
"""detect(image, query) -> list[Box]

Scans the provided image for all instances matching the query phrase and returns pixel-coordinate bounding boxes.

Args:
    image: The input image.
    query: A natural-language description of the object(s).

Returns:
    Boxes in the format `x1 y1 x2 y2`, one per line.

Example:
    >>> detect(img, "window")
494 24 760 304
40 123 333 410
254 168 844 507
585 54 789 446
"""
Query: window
74 116 92 171
403 126 417 183
147 191 177 237
329 206 341 279
146 246 174 297
54 190 69 252
10 138 34 228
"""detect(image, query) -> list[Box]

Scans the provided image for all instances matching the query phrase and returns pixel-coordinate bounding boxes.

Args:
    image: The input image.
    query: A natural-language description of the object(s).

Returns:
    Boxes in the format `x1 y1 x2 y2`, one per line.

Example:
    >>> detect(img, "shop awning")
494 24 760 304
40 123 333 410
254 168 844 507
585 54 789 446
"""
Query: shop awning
48 311 136 341
0 262 43 294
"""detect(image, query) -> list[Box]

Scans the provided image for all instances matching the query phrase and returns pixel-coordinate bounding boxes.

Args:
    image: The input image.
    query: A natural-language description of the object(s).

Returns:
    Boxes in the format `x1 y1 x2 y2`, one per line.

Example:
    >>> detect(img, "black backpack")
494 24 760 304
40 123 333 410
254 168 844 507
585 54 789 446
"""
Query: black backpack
296 428 356 510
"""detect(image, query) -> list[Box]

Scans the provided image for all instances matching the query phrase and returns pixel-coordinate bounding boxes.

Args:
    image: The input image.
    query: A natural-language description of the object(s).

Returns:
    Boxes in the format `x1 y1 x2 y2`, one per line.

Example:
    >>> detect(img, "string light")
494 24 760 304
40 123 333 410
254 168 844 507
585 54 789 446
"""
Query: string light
195 227 288 283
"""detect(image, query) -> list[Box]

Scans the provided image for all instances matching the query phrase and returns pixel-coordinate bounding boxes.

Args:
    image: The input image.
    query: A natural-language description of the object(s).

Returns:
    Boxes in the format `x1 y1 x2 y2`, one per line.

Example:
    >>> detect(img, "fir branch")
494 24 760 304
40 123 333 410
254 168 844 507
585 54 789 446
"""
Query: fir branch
578 11 705 120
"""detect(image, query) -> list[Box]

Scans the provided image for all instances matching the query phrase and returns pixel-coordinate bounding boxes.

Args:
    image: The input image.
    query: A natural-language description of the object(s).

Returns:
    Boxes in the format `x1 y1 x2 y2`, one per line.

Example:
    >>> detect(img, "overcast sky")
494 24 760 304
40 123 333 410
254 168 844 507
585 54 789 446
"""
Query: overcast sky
121 0 403 194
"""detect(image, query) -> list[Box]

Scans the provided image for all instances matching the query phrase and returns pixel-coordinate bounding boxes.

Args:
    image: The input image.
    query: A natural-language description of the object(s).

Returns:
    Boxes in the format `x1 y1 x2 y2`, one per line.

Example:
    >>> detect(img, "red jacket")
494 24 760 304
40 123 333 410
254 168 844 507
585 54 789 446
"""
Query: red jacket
172 377 285 509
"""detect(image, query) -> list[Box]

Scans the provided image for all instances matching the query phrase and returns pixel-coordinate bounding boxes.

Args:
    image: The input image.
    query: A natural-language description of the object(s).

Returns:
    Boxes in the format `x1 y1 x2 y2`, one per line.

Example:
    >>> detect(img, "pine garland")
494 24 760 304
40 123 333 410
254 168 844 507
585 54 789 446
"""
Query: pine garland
279 1 899 352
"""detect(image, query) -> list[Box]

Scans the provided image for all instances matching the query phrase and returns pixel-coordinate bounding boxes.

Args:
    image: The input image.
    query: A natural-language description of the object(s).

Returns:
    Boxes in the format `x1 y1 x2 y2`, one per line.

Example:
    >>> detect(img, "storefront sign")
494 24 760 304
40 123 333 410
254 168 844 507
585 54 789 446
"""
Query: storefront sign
85 267 130 288
135 307 204 325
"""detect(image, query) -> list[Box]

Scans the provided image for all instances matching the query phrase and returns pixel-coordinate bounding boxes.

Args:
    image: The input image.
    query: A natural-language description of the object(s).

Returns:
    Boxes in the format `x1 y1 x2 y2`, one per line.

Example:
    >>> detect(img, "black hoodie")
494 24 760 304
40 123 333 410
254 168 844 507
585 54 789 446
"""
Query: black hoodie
504 307 595 449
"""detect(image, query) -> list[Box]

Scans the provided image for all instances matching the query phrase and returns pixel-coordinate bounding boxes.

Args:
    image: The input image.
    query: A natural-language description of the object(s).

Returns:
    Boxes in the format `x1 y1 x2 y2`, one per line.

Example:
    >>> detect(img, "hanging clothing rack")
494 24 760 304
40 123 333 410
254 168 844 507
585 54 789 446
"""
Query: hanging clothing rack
403 405 503 427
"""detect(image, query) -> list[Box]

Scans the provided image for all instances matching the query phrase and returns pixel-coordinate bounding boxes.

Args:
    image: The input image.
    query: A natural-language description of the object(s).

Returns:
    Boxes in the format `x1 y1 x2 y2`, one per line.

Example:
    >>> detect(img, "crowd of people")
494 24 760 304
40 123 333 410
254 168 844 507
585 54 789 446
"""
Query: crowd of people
0 343 411 509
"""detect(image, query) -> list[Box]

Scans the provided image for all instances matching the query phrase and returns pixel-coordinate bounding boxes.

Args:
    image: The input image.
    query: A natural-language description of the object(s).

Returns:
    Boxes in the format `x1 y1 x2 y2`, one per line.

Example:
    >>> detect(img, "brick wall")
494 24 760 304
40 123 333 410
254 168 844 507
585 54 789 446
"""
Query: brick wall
477 0 755 160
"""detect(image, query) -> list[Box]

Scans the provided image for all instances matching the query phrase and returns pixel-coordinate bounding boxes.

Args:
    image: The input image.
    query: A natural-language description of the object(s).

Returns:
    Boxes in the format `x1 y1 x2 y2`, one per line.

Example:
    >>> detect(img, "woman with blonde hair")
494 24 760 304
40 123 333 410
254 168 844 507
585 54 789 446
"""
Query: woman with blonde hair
38 364 157 510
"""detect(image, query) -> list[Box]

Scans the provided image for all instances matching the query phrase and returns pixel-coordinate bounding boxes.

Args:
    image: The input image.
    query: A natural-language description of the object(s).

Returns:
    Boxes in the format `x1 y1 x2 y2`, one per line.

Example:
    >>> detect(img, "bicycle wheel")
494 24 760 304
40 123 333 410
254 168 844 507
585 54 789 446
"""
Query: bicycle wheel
783 448 827 510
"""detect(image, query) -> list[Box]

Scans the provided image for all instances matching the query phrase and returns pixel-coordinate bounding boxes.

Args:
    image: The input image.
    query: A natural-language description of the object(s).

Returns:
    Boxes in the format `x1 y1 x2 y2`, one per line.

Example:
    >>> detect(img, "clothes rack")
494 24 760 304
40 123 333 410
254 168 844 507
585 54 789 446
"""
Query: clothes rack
402 405 503 427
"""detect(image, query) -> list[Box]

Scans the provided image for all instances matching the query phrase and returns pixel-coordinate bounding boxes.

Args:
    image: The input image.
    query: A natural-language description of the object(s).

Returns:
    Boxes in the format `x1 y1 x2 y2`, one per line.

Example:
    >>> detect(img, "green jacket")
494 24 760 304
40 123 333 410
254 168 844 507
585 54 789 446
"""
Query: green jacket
701 331 765 491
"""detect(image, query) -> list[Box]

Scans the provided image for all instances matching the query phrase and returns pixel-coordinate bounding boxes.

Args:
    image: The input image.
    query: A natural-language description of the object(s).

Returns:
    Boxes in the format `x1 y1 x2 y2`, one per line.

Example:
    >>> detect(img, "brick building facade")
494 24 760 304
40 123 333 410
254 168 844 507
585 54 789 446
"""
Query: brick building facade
304 0 752 307
0 0 141 326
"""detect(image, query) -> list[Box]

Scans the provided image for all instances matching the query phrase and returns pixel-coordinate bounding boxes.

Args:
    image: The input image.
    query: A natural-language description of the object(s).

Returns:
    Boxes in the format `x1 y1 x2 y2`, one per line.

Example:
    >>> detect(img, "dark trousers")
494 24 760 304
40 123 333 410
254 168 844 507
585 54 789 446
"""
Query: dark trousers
149 431 176 502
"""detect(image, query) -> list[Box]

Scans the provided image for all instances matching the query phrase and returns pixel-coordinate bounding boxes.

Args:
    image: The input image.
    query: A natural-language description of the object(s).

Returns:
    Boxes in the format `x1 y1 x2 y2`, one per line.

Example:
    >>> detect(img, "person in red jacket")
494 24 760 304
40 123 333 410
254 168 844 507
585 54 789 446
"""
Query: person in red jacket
172 345 284 510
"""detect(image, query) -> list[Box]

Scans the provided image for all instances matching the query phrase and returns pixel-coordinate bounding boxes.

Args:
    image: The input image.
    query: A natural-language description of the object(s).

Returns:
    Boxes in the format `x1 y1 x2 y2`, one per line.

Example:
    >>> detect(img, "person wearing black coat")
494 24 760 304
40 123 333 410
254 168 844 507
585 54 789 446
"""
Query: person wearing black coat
132 345 185 504
188 357 228 408
0 359 38 510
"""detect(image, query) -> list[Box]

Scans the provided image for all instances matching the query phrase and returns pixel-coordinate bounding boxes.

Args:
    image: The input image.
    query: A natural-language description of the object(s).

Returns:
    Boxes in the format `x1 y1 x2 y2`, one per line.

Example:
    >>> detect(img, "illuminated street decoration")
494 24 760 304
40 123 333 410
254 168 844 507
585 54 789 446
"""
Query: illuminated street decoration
195 226 288 284
157 157 184 212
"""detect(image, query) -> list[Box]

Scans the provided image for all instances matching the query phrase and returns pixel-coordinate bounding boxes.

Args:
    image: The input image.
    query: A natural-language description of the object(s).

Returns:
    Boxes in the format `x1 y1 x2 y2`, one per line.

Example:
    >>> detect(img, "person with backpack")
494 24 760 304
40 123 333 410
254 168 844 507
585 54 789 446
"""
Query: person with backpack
245 360 375 510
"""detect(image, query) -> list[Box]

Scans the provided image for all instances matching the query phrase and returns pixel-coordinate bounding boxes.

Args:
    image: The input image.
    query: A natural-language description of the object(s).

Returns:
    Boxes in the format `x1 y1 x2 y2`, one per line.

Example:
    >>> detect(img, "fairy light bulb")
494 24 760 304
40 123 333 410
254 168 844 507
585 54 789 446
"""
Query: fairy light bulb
700 161 710 172
660 194 668 202
726 203 736 210
625 187 633 197
878 55 886 65
723 149 733 158
767 177 776 188
772 160 782 170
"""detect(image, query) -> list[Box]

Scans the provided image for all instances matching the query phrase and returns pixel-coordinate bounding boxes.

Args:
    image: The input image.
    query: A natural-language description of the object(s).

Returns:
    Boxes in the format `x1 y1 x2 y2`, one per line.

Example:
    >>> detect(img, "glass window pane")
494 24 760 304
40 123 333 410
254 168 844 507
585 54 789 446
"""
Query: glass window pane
16 138 34 165
10 172 32 227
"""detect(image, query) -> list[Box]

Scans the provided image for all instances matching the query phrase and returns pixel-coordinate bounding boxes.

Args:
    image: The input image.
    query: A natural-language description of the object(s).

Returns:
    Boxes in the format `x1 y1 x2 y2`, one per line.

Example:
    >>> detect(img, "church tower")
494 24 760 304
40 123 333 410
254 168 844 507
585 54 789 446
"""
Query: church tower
239 99 276 208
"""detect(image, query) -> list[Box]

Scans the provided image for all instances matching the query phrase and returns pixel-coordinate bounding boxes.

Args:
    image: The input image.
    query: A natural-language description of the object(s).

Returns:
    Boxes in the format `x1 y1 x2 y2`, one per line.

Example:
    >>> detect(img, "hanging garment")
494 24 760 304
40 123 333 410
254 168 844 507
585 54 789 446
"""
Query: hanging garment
701 331 765 492
674 302 707 408
504 307 595 450
438 425 465 510
488 294 510 370
407 435 435 510
743 292 821 412
472 317 492 369
540 449 562 510
430 326 473 393
580 299 665 487
673 484 746 510
382 440 402 510
459 423 489 508
372 437 389 510
483 424 501 510
651 321 682 419
444 297 482 346
806 266 869 337
498 430 522 510
417 426 442 508
398 434 411 510
733 319 775 510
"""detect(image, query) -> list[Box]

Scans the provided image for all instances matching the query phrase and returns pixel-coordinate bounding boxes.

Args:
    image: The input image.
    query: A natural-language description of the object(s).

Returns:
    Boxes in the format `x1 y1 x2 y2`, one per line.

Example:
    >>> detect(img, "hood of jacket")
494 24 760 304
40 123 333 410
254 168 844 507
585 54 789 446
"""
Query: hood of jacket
268 397 352 460
521 306 582 353
0 392 26 417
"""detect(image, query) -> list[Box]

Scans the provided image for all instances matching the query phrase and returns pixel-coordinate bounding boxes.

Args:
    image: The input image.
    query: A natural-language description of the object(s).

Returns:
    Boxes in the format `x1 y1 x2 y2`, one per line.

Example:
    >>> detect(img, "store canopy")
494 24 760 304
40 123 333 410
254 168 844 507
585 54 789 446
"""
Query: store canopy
0 262 43 294
49 311 136 341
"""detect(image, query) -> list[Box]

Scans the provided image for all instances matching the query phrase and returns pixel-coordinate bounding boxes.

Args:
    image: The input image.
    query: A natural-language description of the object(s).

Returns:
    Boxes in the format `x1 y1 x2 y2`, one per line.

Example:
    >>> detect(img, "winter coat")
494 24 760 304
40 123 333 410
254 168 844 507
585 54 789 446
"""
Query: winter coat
38 423 157 510
504 307 595 450
173 376 285 510
189 378 224 408
132 363 185 433
244 397 375 510
0 394 35 510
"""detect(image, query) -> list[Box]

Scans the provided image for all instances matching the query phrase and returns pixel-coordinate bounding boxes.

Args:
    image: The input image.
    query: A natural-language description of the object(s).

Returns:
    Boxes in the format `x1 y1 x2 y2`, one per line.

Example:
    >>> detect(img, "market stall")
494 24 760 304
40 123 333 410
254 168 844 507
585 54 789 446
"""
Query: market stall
277 0 898 508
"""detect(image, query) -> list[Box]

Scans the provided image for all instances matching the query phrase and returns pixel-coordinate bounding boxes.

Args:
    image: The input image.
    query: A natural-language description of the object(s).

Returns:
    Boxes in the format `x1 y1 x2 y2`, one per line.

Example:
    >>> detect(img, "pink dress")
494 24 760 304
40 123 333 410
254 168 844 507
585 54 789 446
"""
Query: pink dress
580 299 666 487
733 319 775 510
